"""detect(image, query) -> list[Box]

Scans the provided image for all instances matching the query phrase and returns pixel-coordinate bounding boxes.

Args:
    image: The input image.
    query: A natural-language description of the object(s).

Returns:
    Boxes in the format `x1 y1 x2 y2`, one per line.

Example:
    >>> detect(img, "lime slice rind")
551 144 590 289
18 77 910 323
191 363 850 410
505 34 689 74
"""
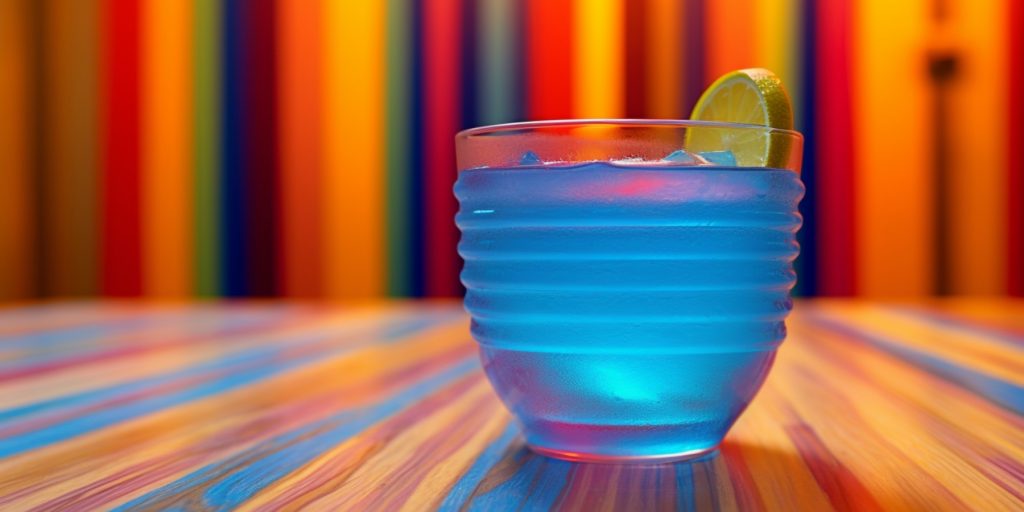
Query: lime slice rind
686 68 794 168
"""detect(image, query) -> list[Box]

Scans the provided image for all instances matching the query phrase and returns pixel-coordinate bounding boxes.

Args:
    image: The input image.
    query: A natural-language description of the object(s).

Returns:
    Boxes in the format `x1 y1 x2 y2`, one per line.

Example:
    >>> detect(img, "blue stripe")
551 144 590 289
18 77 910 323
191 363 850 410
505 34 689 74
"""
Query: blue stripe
221 0 247 296
794 0 818 296
675 462 697 510
0 310 292 368
0 315 457 458
463 448 573 511
807 314 1024 416
112 357 479 511
438 421 520 511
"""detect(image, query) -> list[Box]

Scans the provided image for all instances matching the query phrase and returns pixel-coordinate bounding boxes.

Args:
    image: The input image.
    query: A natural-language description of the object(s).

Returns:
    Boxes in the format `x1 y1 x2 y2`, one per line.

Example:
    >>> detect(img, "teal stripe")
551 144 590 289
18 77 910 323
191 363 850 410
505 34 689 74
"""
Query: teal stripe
193 0 220 297
385 0 413 296
477 0 519 125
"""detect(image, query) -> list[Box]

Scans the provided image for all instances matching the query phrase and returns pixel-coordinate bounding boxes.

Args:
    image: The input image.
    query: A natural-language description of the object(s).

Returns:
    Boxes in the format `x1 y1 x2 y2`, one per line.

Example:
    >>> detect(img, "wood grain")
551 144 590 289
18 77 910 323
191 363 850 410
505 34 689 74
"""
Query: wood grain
0 300 1021 510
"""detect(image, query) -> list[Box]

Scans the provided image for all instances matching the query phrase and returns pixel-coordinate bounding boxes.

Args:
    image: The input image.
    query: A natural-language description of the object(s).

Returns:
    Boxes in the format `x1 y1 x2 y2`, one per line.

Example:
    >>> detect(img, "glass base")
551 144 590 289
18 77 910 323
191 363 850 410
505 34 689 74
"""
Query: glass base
528 444 719 464
520 418 725 464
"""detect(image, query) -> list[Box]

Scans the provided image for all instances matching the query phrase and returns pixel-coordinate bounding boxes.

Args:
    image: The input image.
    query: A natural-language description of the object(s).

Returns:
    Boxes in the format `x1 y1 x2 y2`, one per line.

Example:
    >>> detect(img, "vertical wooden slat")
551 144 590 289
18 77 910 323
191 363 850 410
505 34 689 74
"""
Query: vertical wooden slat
645 0 684 119
323 1 386 297
853 0 934 296
421 0 462 297
142 0 192 297
478 0 520 125
43 0 100 297
278 0 322 297
1010 0 1024 296
624 0 647 118
704 0 755 79
572 0 624 118
385 0 415 297
242 0 279 296
192 0 220 297
101 0 142 297
946 0 1008 295
524 0 573 120
0 0 35 300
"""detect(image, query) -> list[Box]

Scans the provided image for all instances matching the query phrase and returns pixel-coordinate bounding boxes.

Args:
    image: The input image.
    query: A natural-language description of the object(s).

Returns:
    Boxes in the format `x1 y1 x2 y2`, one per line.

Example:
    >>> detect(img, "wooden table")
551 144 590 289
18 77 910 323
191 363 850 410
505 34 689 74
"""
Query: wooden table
0 300 1021 511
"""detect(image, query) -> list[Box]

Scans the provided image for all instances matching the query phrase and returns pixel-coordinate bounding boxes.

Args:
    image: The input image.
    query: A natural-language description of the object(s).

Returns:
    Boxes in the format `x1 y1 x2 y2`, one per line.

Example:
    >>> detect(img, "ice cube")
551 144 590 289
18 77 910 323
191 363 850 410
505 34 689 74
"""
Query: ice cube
698 150 737 166
661 149 703 165
519 150 542 166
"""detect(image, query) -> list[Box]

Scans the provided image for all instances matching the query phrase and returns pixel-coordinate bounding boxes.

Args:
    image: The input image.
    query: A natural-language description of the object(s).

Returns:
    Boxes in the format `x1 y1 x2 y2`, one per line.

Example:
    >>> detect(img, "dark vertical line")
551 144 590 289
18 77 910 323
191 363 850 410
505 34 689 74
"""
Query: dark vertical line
460 0 479 130
624 0 647 118
30 0 46 297
928 0 955 295
682 0 705 113
512 0 526 122
410 0 426 297
244 0 279 296
1008 0 1024 296
221 0 247 296
796 0 818 296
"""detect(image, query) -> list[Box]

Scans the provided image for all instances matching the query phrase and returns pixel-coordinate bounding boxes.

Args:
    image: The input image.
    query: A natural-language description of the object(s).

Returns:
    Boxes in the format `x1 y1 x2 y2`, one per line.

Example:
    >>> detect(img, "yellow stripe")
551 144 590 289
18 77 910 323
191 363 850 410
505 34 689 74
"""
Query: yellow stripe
645 0 683 118
142 0 192 297
572 0 624 118
947 0 1008 294
0 0 34 300
754 0 800 108
854 0 934 296
323 1 385 298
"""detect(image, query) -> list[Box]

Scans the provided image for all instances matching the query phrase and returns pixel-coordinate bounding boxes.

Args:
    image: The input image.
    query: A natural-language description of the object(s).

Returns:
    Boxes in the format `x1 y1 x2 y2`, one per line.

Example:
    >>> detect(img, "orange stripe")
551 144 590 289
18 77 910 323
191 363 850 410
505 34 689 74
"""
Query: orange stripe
322 2 385 298
645 0 684 118
946 0 1008 294
853 0 934 296
572 0 624 118
142 0 192 297
278 0 323 297
704 0 756 80
0 0 35 300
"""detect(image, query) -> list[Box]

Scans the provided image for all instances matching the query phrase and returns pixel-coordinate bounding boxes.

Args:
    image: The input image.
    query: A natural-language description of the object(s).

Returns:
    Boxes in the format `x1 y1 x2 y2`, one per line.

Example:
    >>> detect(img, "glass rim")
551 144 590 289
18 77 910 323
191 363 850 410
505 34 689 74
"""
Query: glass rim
456 118 803 140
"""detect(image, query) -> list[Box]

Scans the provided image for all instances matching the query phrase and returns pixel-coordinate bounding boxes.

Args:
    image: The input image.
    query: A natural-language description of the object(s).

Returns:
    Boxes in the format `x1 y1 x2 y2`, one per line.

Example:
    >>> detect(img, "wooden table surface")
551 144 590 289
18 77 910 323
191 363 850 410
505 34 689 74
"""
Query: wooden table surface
0 300 1022 511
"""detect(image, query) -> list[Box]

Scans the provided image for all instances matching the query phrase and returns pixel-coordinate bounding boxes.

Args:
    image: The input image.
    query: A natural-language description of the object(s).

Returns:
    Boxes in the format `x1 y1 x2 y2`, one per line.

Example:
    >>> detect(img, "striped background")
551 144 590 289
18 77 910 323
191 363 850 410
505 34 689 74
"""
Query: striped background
0 0 1021 300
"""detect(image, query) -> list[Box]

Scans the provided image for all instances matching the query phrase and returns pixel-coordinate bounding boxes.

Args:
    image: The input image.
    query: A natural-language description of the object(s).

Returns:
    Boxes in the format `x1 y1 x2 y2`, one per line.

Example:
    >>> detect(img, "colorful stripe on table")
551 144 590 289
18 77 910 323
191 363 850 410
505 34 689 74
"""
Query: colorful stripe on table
0 301 1021 509
1 1 1021 300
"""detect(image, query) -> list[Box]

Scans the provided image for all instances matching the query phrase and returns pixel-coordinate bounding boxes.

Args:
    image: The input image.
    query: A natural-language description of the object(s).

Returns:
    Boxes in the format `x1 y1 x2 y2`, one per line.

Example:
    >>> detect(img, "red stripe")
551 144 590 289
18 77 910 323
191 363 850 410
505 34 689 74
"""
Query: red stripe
624 0 647 118
244 0 279 296
101 0 141 296
423 0 462 296
815 0 857 296
525 0 573 120
1009 0 1024 296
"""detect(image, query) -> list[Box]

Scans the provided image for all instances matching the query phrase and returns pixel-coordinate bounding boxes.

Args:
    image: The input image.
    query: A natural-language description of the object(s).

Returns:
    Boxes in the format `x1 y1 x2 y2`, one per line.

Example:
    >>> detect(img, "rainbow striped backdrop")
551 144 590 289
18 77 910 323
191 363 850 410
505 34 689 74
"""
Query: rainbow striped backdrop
0 0 1021 300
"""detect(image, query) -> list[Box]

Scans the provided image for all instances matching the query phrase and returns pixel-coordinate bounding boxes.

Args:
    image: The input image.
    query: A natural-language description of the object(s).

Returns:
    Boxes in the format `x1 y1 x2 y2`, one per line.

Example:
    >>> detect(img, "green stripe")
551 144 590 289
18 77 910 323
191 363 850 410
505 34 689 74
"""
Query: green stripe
193 0 220 297
385 0 412 297
478 0 518 125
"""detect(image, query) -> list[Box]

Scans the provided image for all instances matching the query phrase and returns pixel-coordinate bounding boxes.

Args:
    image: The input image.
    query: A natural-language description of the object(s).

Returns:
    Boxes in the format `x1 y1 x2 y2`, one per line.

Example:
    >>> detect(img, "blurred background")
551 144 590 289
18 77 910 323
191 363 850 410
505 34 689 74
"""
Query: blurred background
0 0 1020 301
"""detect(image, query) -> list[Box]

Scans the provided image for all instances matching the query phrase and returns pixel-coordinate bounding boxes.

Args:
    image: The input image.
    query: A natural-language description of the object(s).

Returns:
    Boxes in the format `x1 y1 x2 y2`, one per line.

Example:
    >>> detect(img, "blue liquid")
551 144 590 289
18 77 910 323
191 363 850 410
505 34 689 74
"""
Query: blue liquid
455 163 804 461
